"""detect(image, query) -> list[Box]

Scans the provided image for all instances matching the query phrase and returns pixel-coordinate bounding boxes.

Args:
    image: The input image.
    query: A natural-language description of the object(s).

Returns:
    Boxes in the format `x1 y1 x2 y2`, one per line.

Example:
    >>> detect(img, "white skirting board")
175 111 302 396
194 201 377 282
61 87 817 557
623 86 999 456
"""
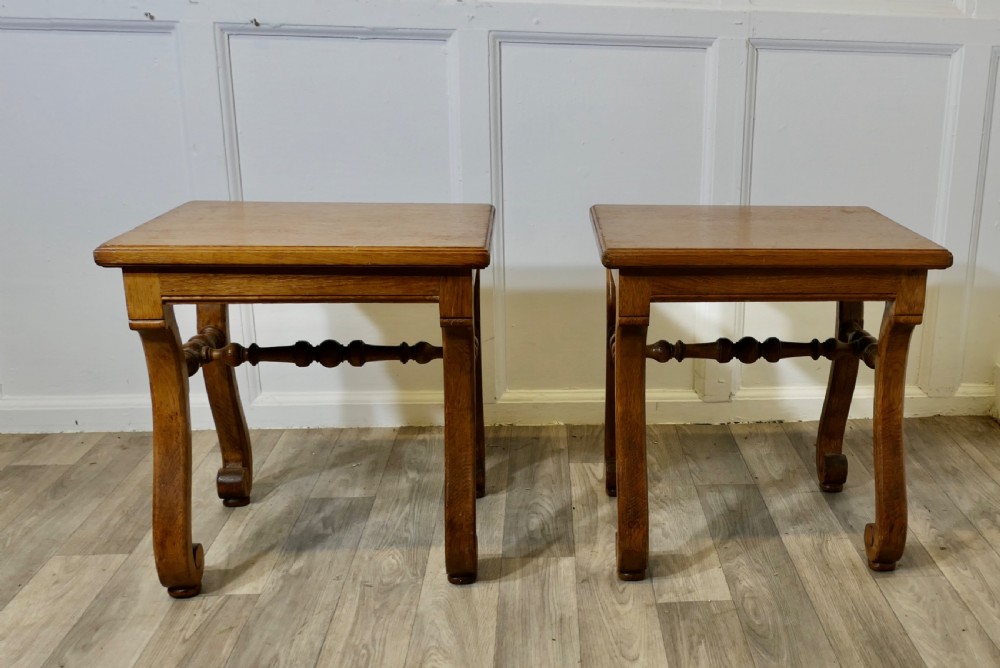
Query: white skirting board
0 383 994 433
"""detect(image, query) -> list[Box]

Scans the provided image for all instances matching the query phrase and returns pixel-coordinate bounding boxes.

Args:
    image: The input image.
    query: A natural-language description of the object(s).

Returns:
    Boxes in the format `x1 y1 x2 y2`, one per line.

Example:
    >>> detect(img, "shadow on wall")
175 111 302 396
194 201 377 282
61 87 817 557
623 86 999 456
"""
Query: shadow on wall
234 279 700 426
964 265 1000 388
199 261 1000 429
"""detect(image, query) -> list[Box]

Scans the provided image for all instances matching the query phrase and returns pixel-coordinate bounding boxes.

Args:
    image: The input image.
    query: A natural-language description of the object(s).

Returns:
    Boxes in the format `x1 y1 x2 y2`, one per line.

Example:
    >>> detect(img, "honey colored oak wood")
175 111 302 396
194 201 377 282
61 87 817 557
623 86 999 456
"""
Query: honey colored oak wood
591 205 953 269
593 205 952 581
94 201 493 268
196 304 253 508
94 201 494 596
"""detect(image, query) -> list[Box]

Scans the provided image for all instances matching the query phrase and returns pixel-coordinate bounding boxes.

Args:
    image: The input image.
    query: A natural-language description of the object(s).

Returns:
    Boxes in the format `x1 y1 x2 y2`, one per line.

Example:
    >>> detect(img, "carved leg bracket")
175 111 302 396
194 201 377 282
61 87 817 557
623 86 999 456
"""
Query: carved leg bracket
196 305 254 508
815 302 865 494
136 305 205 599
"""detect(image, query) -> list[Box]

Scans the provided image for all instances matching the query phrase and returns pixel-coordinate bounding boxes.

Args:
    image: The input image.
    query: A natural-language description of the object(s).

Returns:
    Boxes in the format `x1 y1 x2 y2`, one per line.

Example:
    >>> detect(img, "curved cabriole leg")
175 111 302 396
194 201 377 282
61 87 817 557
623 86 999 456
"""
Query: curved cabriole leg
615 317 648 581
865 298 919 572
136 304 204 598
441 275 478 585
473 272 486 499
815 301 863 492
197 304 253 507
605 270 618 497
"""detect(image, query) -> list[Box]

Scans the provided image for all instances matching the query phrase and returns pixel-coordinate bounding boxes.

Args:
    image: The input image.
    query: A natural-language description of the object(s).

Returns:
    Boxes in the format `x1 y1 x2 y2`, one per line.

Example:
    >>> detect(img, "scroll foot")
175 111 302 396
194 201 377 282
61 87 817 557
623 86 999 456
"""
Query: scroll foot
865 523 899 572
217 465 252 507
819 453 848 493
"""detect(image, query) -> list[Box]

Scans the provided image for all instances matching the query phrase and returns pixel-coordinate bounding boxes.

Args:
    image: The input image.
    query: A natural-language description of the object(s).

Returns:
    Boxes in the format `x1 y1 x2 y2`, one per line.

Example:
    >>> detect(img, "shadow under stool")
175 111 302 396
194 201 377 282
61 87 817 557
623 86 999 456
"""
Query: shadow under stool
591 205 952 580
95 201 494 597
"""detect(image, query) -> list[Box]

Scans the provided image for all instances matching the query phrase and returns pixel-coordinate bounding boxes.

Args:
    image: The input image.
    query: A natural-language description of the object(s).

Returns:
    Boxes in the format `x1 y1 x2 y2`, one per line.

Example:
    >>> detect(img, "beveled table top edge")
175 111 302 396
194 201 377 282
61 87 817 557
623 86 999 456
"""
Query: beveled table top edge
94 201 495 269
590 204 953 271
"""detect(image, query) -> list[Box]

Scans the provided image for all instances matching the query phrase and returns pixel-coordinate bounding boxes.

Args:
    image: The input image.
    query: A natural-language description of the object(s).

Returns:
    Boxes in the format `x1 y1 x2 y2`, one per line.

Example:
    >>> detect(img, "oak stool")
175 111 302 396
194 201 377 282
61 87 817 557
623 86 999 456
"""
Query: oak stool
95 201 494 597
592 205 952 580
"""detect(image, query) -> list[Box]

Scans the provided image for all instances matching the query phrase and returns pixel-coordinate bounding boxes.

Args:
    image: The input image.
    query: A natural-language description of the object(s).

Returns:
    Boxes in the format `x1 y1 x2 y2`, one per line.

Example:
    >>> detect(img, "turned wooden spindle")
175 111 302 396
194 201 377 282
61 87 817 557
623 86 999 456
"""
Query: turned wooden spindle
182 329 443 377
646 330 878 368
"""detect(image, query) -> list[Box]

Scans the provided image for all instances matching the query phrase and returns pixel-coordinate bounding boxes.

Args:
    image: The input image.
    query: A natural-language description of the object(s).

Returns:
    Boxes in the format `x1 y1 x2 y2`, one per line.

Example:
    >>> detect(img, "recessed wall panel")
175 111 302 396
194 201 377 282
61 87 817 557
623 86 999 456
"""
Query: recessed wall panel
964 60 1000 385
0 28 189 397
229 34 452 395
500 40 706 392
744 46 951 390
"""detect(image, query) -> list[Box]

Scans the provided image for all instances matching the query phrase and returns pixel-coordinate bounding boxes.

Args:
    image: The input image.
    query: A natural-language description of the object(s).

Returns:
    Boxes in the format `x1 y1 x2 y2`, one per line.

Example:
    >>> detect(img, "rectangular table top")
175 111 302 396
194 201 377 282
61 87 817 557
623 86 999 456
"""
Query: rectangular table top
591 205 953 270
94 201 495 269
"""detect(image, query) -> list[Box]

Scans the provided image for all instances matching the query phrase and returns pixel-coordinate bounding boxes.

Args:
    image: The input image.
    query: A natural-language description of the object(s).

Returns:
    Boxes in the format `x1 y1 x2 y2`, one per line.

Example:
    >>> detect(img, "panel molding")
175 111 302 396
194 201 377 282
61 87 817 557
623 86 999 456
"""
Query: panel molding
0 17 176 34
743 35 961 213
748 38 959 55
489 30 719 400
740 37 964 398
743 37 961 214
213 22 457 201
213 22 457 405
488 31 509 401
951 46 1000 392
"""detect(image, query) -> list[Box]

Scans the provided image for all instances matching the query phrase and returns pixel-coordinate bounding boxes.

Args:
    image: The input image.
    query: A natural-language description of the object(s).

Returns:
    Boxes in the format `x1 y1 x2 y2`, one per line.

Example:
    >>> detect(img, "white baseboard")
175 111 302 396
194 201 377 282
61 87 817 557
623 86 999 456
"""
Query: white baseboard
0 391 445 433
0 383 995 433
0 393 214 433
0 380 1000 433
493 383 998 425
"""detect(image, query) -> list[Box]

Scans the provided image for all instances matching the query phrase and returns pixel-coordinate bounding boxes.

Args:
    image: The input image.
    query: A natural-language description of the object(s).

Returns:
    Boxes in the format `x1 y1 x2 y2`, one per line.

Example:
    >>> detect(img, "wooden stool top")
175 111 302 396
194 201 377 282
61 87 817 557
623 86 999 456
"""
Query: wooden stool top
591 205 952 270
94 201 495 269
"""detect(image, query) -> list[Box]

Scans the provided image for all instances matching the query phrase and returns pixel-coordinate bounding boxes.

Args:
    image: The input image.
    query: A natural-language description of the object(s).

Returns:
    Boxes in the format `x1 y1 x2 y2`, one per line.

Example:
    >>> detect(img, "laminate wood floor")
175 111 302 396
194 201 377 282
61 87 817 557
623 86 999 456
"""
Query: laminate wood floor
1 416 999 667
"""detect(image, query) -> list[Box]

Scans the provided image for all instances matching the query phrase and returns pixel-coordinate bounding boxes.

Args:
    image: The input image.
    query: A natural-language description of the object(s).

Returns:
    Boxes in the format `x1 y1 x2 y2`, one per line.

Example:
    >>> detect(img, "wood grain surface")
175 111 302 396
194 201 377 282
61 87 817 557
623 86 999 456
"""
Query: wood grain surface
592 205 953 269
1 418 999 666
94 201 494 268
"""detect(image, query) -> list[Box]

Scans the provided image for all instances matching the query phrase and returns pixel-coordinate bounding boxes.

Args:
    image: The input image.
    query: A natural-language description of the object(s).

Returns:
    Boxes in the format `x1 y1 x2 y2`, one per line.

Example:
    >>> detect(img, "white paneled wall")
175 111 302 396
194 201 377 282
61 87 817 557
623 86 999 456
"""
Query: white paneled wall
0 1 998 431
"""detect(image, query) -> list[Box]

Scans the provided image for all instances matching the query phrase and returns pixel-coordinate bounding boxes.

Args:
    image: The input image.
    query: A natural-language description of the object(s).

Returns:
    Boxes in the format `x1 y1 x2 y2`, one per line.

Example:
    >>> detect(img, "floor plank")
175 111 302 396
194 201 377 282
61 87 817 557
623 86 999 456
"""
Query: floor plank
657 601 756 668
12 432 105 466
0 433 44 470
647 425 732 603
41 533 173 668
405 426 510 668
315 428 444 668
58 431 215 556
572 459 668 666
844 420 1000 650
0 432 149 608
224 497 373 668
311 427 396 498
910 417 1000 555
134 594 258 668
0 554 126 668
733 422 925 667
502 425 575 558
495 557 581 668
698 483 841 666
202 428 342 596
676 424 754 486
0 418 997 667
782 420 940 575
0 465 68 534
880 575 1000 667
195 429 284 554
